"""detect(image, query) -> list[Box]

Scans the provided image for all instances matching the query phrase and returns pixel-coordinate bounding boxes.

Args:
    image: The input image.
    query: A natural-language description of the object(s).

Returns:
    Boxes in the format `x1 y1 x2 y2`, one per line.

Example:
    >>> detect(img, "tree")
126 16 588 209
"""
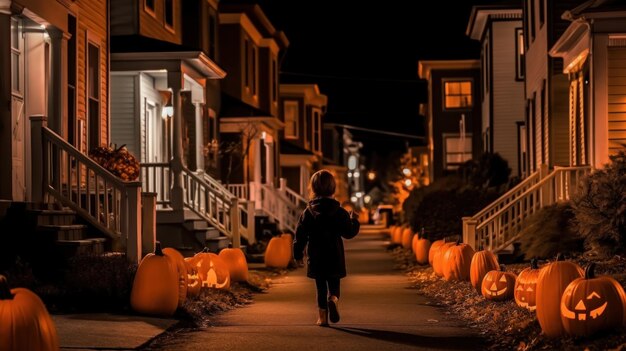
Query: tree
219 122 261 186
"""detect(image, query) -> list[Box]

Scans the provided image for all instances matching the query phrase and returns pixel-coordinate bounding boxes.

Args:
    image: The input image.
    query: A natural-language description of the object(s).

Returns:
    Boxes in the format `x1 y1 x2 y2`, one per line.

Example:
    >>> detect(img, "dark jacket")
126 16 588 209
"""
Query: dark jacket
293 197 360 279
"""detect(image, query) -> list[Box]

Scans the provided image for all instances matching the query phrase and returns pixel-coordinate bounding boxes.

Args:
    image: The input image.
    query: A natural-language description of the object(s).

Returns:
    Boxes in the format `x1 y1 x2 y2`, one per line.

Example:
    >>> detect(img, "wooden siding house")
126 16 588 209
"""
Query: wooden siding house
467 4 526 178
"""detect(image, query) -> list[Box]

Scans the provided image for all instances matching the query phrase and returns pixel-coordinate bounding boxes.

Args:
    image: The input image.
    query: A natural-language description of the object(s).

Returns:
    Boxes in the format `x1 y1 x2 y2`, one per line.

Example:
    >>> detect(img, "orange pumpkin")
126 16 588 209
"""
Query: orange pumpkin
514 259 541 311
184 257 201 298
388 225 396 239
412 229 431 265
432 240 456 277
428 239 445 266
192 248 231 289
265 235 292 268
401 227 414 249
536 254 584 337
0 275 59 351
442 241 475 281
391 226 404 244
131 242 179 316
560 263 626 337
219 247 249 282
162 247 188 307
470 250 499 294
481 265 516 301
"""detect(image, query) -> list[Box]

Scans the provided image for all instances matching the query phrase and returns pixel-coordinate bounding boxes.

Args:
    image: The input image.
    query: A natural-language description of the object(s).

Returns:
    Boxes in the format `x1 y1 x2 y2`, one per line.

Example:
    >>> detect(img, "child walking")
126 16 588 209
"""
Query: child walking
293 170 360 326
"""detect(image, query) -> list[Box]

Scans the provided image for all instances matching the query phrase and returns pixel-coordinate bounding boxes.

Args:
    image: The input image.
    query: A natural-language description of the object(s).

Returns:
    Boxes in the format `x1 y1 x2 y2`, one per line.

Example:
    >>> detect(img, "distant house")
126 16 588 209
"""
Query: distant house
418 60 483 182
279 84 327 198
322 124 349 204
467 4 526 178
550 0 626 168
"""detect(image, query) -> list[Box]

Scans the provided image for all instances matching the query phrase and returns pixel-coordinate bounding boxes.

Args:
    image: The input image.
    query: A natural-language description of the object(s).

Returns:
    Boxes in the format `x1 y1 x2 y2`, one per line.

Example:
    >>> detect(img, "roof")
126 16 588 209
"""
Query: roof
280 84 328 107
280 140 315 156
220 93 273 118
112 35 197 53
565 0 626 18
418 60 480 81
466 5 523 40
219 2 290 49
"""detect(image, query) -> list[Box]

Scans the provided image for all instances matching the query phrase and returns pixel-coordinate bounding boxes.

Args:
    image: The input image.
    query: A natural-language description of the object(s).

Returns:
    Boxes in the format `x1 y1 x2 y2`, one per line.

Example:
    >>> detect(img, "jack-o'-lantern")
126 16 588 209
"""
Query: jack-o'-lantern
131 242 179 316
442 240 475 281
481 265 516 301
432 240 456 277
412 229 431 265
470 249 499 294
560 263 626 336
401 227 414 250
162 247 187 307
514 259 541 311
536 254 583 337
265 234 293 268
428 239 445 266
0 275 60 351
184 257 201 298
219 246 249 282
192 248 231 289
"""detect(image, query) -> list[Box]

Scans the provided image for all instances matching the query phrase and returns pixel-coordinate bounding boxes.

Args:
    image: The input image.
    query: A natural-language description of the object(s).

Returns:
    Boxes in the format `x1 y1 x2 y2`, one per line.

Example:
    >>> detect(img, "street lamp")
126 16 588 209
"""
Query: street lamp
367 171 376 181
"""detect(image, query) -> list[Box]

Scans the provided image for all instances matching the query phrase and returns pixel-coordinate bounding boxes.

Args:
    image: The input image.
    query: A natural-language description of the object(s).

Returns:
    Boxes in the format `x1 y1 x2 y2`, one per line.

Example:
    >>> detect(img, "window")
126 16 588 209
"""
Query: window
539 0 545 28
283 100 298 139
515 28 525 80
11 18 21 94
530 0 536 41
312 108 322 153
443 80 473 109
272 59 278 102
244 39 249 88
145 0 155 15
68 15 77 146
444 134 472 170
164 0 174 30
87 42 100 150
483 41 489 93
208 14 216 59
252 46 257 96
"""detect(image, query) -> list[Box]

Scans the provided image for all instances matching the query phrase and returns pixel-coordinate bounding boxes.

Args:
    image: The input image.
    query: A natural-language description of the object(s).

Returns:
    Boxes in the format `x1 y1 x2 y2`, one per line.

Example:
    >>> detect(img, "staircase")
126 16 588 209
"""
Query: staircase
463 165 591 254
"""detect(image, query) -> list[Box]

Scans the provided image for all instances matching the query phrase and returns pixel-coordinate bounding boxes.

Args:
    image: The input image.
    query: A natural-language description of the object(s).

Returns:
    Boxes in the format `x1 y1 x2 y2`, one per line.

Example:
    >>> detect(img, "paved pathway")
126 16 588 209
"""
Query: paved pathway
150 233 484 351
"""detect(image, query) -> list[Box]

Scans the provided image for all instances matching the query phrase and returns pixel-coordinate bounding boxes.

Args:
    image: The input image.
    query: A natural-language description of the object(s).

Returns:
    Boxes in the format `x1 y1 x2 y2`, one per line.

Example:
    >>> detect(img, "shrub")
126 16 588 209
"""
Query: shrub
518 203 584 260
458 152 511 190
572 151 626 256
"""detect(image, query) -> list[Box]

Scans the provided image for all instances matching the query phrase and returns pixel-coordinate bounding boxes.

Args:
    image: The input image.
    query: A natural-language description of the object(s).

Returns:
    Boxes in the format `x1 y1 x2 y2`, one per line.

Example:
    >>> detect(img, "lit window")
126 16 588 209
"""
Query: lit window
444 134 472 170
516 28 525 80
444 81 473 109
283 100 298 139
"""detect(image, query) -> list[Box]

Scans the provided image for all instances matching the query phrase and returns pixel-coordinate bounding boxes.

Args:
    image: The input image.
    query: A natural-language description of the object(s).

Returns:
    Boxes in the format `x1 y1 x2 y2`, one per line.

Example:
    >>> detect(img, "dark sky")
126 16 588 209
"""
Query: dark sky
239 0 504 159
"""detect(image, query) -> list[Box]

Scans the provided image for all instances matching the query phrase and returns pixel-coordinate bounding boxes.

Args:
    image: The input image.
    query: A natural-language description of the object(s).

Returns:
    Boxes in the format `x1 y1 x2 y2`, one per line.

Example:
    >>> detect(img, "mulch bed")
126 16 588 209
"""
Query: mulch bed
388 245 626 351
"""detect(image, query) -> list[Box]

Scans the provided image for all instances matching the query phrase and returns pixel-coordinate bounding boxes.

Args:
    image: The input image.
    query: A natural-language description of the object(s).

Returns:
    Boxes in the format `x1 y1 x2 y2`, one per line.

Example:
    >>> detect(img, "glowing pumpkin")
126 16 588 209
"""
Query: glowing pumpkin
412 230 431 265
401 227 414 249
0 275 59 351
184 257 201 298
162 247 187 307
470 250 499 294
481 265 516 301
560 263 626 336
536 254 584 337
192 248 231 289
265 235 292 268
428 239 445 266
219 247 249 282
432 240 455 277
442 241 475 281
514 259 540 311
131 242 179 316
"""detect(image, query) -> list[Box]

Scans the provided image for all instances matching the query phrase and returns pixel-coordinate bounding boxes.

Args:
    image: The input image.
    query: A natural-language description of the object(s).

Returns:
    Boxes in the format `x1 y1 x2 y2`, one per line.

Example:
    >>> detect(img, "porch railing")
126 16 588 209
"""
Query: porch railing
283 182 308 210
140 162 171 206
463 166 591 252
260 183 303 233
227 183 249 200
31 116 142 262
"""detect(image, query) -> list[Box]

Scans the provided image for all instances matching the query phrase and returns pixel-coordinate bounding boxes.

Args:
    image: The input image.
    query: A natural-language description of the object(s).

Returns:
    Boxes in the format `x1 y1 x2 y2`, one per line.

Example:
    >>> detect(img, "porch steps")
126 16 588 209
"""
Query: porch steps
156 209 232 254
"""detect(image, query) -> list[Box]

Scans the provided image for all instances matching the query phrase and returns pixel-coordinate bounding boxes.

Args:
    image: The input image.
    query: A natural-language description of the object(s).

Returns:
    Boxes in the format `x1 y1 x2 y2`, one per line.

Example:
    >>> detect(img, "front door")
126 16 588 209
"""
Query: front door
10 18 25 201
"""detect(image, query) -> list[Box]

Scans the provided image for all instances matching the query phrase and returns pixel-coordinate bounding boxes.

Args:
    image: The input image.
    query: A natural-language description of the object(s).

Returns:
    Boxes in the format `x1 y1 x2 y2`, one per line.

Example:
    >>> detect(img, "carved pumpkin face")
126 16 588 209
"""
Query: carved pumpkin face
184 258 201 298
481 267 516 301
192 251 231 290
559 263 626 336
514 260 540 311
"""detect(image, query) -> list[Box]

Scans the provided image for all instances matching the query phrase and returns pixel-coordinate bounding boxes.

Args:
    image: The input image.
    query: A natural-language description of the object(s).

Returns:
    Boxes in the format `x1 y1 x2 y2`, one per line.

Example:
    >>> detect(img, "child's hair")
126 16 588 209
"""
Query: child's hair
309 169 336 198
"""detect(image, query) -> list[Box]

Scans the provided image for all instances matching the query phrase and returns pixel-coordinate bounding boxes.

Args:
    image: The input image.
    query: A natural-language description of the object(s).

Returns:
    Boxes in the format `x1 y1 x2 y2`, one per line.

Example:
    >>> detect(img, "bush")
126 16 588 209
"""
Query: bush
572 151 626 256
458 152 511 190
518 203 584 260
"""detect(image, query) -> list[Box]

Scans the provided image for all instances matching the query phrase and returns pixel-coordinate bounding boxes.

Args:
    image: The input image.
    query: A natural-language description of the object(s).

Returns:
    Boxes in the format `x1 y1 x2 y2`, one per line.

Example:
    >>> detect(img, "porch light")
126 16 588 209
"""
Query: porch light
160 90 173 118
404 179 412 187
355 192 362 198
353 171 360 178
347 172 353 178
261 131 267 140
367 171 376 181
350 196 358 203
364 195 371 204
403 168 412 176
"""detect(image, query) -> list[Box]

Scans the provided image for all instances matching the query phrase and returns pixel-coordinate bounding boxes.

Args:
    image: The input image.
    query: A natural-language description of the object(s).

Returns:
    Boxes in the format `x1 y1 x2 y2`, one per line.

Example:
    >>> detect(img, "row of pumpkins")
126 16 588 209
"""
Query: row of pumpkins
390 225 626 338
131 242 249 316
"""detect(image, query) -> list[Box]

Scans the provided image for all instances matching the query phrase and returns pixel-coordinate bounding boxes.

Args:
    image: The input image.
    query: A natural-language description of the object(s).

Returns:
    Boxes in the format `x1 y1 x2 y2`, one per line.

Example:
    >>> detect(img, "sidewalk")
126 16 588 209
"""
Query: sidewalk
52 313 177 350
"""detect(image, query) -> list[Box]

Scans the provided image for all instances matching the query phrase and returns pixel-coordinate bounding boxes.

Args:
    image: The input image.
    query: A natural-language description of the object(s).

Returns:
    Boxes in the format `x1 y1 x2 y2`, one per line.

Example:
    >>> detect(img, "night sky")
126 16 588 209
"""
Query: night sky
240 0 503 167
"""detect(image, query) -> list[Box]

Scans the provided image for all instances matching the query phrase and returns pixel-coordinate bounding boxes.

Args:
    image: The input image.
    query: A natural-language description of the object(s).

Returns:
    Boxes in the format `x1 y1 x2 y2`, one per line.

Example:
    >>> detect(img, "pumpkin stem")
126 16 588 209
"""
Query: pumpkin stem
421 227 426 240
556 253 564 261
456 238 461 245
154 241 164 256
0 275 13 300
499 264 506 272
585 263 596 279
530 258 538 270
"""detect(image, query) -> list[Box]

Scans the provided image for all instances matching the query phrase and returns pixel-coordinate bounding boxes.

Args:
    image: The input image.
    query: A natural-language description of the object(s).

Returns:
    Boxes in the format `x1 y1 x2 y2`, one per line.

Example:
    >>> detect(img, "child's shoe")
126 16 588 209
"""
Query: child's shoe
316 309 328 326
328 296 340 323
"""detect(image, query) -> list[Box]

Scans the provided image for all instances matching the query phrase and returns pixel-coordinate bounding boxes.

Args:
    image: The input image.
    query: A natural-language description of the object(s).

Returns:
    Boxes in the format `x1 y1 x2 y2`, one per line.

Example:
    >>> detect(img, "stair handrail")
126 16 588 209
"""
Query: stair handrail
34 119 141 262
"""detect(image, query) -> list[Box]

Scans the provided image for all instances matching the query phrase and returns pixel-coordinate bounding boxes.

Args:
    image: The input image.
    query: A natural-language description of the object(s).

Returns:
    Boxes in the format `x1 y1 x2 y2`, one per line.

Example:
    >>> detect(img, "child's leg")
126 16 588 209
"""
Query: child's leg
327 277 340 299
314 278 329 309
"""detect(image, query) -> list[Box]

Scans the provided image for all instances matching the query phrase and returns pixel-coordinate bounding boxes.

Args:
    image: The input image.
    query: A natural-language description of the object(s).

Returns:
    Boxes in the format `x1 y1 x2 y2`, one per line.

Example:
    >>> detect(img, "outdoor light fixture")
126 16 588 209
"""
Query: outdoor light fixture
354 171 360 178
347 172 353 178
350 196 358 203
367 171 376 180
355 192 362 198
403 168 412 176
364 195 371 204
160 90 173 118
404 179 412 187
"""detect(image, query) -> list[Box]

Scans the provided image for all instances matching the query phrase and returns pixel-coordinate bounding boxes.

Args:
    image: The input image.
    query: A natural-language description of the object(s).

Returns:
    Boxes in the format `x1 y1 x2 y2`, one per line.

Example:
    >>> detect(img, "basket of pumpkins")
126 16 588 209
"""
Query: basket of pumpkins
89 144 140 181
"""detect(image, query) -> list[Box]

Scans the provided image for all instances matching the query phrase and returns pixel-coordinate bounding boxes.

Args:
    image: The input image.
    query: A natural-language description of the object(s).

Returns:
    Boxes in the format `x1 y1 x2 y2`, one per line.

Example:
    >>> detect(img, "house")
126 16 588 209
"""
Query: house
217 4 304 233
279 84 327 198
418 60 483 182
467 4 526 178
549 0 626 168
108 0 238 253
322 124 349 204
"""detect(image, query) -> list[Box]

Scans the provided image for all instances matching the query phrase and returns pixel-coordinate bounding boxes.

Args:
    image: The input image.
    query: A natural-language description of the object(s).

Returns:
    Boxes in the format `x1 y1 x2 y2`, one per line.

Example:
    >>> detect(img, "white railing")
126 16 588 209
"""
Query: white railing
227 183 248 200
283 184 308 210
140 162 171 206
237 200 256 244
463 166 591 252
31 117 142 262
259 182 305 233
